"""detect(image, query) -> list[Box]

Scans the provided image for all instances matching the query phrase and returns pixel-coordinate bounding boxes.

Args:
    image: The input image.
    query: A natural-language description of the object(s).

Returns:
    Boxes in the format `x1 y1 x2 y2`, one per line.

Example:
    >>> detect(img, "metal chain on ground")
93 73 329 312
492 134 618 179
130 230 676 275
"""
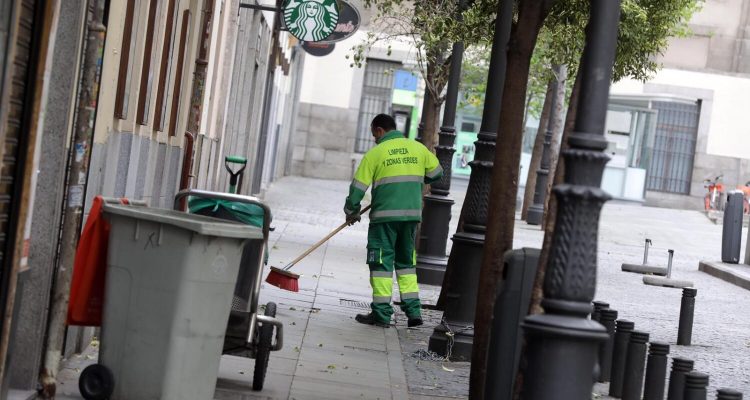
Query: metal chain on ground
410 348 447 362
409 318 474 363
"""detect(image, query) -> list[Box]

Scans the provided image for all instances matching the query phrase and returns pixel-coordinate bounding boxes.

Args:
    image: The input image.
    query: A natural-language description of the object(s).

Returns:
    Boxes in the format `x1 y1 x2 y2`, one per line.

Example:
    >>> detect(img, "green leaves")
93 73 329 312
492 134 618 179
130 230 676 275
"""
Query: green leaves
349 0 500 104
353 0 701 113
542 0 702 82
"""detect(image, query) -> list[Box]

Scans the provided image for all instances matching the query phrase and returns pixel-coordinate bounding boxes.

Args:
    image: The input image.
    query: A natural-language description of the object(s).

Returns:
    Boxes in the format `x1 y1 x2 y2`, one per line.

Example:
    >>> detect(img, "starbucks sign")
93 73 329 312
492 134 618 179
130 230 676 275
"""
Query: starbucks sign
284 0 340 42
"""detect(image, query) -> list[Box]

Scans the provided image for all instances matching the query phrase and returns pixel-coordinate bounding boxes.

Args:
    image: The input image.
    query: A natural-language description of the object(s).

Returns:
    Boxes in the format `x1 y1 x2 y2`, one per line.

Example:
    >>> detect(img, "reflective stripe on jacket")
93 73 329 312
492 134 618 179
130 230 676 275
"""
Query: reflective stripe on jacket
344 131 443 223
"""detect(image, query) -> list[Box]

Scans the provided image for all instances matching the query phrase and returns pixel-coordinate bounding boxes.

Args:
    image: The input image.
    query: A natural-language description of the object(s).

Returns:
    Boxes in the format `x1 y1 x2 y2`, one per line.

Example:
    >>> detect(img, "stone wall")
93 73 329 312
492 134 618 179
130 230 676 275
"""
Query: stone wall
659 0 750 75
291 102 360 181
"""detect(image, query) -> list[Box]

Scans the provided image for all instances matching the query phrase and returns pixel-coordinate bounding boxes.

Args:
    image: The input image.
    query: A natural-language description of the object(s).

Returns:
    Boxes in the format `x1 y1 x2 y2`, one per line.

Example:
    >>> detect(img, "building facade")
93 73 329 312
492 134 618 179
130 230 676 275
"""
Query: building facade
1 0 302 394
604 0 750 209
290 26 424 181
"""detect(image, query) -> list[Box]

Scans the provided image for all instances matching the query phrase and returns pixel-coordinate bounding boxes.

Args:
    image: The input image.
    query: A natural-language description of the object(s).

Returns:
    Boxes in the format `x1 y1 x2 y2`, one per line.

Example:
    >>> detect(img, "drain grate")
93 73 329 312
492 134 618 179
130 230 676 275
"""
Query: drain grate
339 298 371 309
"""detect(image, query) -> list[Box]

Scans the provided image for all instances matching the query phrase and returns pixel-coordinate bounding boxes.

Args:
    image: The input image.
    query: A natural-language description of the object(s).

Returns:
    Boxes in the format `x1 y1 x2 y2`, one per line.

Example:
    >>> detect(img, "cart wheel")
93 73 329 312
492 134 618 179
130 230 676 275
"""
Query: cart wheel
79 364 114 400
253 302 276 391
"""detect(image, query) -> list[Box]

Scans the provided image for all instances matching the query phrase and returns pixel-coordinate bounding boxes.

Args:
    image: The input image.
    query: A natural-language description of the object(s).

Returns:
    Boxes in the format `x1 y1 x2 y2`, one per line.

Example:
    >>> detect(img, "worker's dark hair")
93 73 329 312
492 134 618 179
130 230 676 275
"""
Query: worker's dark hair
371 114 397 132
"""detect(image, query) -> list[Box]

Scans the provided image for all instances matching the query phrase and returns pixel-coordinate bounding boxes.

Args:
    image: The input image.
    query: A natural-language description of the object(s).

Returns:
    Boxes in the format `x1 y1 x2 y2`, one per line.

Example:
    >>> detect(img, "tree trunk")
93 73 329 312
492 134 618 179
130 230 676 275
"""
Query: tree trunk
542 64 568 230
520 80 555 220
468 1 556 398
510 64 582 400
421 95 442 153
421 54 447 153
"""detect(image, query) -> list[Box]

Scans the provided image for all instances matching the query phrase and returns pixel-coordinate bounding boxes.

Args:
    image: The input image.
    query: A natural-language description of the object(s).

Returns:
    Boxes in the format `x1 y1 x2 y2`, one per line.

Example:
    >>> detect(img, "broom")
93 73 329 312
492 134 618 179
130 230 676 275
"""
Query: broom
265 205 371 292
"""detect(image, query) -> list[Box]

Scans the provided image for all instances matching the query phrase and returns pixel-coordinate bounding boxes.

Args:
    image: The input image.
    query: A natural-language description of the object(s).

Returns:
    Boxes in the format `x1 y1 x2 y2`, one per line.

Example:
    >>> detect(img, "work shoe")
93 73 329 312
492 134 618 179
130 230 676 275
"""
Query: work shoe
355 313 390 328
407 317 423 328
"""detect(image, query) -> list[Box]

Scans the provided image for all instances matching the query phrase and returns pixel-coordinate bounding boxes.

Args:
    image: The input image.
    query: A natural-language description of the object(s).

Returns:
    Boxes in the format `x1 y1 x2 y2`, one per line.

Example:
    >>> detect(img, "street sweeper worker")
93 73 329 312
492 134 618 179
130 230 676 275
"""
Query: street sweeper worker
344 114 443 328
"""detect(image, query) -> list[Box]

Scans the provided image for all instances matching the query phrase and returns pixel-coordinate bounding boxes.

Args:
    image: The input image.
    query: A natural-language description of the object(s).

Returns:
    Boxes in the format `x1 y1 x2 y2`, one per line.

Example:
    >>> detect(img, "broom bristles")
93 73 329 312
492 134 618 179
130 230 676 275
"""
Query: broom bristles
265 267 300 292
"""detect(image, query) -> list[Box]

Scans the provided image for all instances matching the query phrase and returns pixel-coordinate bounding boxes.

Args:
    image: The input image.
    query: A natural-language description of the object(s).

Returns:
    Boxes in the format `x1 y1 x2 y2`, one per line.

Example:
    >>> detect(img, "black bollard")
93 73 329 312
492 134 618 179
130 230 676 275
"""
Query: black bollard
684 371 710 400
592 301 609 322
678 287 697 345
667 357 694 400
609 319 635 398
622 331 649 400
597 309 618 383
717 389 744 399
643 342 670 400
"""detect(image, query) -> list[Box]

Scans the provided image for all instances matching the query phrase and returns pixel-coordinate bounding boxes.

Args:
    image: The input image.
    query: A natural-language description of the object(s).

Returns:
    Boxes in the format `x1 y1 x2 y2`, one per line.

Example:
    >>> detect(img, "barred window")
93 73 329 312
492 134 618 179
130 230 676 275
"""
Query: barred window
644 101 700 194
354 59 400 153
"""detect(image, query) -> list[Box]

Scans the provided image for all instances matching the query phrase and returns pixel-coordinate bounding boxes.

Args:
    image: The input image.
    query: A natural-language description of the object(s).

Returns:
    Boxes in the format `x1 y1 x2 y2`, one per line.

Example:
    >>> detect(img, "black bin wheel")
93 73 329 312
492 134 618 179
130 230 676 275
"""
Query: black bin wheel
253 301 276 391
79 363 114 400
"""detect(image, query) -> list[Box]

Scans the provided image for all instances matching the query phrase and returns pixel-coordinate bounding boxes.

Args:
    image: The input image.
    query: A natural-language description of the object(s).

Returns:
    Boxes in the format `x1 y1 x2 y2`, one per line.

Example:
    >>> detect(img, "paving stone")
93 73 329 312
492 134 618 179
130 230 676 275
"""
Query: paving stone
289 376 392 400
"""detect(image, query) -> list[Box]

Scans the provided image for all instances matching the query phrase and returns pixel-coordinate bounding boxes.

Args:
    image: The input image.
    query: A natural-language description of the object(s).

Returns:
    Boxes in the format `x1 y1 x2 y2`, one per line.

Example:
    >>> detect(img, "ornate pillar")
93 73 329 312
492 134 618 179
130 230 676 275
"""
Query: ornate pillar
520 1 622 398
415 0 466 285
427 0 513 360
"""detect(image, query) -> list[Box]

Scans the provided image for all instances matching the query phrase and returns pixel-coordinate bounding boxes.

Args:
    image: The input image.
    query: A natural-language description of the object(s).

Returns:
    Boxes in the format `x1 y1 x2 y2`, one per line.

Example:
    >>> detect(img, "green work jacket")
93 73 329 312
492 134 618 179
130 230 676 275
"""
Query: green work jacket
345 131 443 223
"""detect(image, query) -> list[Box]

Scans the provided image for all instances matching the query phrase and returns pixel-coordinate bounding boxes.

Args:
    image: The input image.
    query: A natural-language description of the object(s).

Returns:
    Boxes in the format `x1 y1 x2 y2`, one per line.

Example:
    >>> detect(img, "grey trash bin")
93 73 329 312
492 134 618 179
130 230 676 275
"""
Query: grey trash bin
484 247 540 400
722 191 744 263
95 204 263 400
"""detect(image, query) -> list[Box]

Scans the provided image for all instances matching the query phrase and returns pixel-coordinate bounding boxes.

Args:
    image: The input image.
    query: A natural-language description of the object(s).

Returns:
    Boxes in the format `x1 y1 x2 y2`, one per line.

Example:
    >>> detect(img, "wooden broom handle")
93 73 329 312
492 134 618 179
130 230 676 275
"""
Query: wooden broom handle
282 205 371 271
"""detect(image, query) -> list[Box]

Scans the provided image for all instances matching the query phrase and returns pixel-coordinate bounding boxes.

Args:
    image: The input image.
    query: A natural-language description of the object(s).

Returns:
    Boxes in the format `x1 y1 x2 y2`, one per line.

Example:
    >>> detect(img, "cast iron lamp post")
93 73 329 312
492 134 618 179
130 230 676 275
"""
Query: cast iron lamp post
415 0 467 286
427 0 513 360
520 1 622 398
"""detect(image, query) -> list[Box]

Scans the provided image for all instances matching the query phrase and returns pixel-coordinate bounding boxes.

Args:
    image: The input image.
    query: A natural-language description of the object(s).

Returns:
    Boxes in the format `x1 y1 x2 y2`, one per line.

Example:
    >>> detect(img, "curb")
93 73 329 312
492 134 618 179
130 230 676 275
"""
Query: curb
698 261 750 291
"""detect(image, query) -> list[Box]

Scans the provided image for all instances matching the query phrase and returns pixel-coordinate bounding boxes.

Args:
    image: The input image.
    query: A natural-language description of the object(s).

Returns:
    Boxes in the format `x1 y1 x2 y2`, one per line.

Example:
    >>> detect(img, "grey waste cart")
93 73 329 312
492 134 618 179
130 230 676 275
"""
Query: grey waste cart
79 204 264 400
175 189 282 392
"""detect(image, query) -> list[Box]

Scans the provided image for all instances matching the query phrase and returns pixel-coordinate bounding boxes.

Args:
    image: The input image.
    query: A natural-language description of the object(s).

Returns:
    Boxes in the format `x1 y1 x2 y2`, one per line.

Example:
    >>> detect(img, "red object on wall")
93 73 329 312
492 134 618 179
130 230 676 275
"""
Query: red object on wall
67 196 128 326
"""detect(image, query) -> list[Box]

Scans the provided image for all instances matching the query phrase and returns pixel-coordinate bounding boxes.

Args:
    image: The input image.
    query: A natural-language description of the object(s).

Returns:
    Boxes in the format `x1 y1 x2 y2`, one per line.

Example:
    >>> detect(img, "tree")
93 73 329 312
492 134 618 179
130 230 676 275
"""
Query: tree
529 0 703 317
521 78 554 221
463 33 573 221
514 0 703 397
351 0 497 151
471 0 703 397
470 1 557 398
460 42 551 129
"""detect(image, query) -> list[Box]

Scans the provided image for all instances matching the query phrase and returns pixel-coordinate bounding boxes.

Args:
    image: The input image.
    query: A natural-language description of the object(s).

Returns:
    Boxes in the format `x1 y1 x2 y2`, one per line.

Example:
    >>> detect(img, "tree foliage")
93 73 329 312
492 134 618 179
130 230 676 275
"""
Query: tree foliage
459 0 701 121
542 0 702 81
350 0 497 104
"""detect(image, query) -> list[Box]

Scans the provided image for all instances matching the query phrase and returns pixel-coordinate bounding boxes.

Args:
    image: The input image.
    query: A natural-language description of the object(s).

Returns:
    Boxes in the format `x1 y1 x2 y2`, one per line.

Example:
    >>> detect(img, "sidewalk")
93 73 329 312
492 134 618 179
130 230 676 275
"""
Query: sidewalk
55 176 750 399
56 177 419 400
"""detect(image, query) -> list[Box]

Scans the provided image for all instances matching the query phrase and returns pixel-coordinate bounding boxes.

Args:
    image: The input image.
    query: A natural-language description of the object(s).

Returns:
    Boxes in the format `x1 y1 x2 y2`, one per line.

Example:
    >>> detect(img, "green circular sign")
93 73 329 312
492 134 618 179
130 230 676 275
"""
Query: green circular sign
284 0 340 42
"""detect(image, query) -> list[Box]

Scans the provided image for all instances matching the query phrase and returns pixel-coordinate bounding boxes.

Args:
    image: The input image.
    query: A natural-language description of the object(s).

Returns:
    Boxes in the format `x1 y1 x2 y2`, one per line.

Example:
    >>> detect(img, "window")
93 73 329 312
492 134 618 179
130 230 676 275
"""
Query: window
168 10 191 137
114 0 139 119
154 0 178 131
644 101 700 194
136 0 160 125
355 59 399 153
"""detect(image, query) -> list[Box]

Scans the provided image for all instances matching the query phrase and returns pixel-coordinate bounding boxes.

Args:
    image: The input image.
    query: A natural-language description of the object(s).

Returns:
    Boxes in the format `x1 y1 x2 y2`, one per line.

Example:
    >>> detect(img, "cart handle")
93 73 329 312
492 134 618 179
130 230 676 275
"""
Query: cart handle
173 189 272 241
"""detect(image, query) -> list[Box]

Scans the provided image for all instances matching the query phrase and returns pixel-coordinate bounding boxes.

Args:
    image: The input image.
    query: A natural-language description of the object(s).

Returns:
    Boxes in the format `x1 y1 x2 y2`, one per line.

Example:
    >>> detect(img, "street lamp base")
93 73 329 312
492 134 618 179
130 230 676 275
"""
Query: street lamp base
428 320 475 361
526 204 544 225
521 313 608 399
416 254 448 286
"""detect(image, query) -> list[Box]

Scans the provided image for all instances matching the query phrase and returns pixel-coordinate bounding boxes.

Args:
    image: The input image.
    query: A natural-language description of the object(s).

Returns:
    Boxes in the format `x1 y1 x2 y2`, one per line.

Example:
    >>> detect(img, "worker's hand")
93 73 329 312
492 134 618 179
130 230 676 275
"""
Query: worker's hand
346 213 361 226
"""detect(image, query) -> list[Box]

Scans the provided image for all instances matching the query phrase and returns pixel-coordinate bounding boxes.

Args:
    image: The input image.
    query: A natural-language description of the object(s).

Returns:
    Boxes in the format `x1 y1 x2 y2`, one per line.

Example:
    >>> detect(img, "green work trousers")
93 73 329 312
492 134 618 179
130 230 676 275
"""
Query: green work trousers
366 221 421 324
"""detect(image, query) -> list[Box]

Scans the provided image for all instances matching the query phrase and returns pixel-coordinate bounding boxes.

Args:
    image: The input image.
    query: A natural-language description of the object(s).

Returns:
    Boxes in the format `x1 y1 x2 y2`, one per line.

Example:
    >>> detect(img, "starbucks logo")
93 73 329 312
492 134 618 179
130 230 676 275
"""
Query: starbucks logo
284 0 339 42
